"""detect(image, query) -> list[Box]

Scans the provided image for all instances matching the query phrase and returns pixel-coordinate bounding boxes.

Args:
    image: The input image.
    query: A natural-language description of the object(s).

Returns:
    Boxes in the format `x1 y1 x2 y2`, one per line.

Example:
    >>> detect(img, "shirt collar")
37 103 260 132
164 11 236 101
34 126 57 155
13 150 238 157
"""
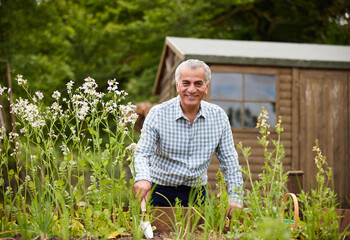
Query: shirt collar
174 96 207 121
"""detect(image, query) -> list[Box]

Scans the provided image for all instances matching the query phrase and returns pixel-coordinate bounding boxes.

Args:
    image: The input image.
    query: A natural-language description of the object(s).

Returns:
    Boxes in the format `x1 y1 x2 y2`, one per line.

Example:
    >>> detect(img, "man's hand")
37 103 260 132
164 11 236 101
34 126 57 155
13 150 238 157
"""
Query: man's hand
228 201 243 217
133 180 151 202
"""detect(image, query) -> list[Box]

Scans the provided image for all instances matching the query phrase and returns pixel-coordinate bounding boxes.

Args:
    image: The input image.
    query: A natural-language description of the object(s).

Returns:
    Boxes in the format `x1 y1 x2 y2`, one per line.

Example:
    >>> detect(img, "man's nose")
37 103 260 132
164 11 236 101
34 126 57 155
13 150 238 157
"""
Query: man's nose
187 84 196 93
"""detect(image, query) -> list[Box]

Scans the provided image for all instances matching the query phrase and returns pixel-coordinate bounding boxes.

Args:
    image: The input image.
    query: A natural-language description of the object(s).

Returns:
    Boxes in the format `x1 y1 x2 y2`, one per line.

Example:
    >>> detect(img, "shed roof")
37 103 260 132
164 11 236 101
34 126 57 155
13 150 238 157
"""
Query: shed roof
165 36 350 69
154 36 350 95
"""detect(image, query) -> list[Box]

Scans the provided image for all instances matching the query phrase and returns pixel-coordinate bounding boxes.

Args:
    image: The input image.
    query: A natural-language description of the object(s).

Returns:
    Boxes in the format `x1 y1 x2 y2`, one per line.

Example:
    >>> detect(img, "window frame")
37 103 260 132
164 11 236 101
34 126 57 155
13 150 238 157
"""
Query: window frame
207 65 280 130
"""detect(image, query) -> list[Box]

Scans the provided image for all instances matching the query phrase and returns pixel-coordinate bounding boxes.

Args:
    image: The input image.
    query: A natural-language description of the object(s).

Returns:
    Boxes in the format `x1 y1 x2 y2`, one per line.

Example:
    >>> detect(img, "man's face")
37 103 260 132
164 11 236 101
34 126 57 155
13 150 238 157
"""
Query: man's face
176 65 209 111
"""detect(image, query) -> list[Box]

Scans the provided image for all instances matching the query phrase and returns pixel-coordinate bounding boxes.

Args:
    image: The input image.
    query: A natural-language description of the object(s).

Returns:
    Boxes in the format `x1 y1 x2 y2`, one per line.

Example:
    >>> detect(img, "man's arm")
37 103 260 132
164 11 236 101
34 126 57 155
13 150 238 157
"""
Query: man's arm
215 116 244 210
133 108 158 201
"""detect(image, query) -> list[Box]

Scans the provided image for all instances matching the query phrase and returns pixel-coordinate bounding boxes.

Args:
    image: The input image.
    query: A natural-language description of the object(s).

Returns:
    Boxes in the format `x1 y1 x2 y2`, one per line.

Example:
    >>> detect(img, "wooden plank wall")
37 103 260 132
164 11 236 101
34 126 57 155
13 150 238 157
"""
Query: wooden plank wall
157 48 182 102
207 65 294 192
298 69 349 208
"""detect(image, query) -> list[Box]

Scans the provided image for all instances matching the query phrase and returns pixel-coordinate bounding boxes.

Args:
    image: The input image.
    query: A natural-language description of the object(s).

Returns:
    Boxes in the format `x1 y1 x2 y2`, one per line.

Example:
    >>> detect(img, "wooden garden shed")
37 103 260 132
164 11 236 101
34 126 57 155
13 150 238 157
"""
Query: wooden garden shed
153 36 350 208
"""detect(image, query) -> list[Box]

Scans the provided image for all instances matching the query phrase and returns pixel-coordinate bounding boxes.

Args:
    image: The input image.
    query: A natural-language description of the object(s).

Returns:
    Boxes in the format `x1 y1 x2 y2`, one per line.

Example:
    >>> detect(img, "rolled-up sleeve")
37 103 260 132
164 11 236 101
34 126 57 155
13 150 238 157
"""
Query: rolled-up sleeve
133 108 158 183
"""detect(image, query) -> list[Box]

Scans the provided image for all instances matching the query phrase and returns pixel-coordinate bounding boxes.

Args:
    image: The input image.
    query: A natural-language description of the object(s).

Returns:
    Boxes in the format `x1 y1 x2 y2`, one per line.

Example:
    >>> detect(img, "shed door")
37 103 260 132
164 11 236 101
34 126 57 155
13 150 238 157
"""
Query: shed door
299 69 349 207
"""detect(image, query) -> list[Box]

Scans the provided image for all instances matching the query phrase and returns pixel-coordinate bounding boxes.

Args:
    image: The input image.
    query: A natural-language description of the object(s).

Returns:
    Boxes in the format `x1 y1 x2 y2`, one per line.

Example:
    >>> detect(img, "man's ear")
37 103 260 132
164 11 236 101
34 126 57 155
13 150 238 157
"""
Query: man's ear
175 81 180 93
205 82 210 95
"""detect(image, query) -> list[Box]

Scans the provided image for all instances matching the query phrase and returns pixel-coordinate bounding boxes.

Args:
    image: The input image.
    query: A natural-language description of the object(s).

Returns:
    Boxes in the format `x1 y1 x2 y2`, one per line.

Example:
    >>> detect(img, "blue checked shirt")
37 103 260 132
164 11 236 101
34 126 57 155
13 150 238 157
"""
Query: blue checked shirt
134 96 243 203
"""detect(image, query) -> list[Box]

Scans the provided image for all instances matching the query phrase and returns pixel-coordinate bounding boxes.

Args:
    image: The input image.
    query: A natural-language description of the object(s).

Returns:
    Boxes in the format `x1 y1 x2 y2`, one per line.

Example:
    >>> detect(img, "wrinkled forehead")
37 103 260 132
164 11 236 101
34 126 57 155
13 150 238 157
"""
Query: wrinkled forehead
179 65 206 81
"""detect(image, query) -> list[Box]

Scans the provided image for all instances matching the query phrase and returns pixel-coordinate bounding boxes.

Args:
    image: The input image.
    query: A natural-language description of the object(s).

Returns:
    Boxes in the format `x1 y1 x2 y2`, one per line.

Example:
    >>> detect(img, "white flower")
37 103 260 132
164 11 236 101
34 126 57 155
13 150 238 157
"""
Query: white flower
71 94 82 103
20 128 27 134
118 103 138 126
25 175 31 183
66 80 74 93
77 101 89 120
105 100 118 113
11 98 45 128
60 144 70 156
52 91 61 100
47 130 57 138
70 127 76 135
50 102 61 111
35 91 44 100
126 143 139 151
48 102 63 120
31 119 45 128
0 85 7 95
16 75 27 86
95 92 105 99
0 126 6 140
9 132 19 143
107 79 119 92
80 77 98 96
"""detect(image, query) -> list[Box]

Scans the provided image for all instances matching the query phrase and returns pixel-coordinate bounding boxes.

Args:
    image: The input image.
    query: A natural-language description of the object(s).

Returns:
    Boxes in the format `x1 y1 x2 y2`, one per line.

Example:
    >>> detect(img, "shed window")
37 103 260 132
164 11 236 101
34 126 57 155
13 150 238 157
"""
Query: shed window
210 72 276 128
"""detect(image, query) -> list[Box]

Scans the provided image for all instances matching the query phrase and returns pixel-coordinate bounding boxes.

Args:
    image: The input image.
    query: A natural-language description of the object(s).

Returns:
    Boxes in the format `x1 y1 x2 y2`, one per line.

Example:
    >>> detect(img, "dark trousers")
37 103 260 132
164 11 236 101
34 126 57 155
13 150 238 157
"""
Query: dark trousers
150 183 206 207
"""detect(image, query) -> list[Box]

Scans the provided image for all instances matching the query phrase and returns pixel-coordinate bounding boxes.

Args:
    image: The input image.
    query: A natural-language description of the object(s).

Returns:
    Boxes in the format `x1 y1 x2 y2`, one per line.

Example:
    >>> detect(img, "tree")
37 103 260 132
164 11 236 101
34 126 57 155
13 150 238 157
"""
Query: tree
0 0 349 103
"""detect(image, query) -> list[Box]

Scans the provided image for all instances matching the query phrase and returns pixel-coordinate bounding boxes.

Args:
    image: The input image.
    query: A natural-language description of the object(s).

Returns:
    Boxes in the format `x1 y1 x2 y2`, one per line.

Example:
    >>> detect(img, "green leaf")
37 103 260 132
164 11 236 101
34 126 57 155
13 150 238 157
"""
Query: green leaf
102 159 109 167
55 179 65 189
88 127 97 136
29 181 36 191
8 169 14 177
107 230 121 239
86 207 93 219
103 128 111 134
79 159 87 167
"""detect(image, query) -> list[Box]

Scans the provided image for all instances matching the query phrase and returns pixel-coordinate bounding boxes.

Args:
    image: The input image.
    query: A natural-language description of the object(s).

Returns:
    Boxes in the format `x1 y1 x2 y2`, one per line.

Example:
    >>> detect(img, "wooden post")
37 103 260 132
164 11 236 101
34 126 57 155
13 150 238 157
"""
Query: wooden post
0 61 9 134
287 170 304 194
0 60 16 135
5 61 16 134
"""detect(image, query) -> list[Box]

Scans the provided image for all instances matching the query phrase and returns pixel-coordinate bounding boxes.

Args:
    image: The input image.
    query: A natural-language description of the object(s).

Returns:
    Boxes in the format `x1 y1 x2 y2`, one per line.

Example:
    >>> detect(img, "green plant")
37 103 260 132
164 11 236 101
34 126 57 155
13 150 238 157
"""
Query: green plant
234 108 289 237
0 80 345 239
0 76 137 238
244 216 291 240
200 170 230 239
298 140 342 239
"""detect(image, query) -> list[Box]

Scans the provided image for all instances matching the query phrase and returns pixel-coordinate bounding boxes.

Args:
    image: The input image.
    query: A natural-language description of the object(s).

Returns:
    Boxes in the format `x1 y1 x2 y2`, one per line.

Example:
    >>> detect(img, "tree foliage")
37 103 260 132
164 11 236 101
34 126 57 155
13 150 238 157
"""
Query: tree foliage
0 0 349 102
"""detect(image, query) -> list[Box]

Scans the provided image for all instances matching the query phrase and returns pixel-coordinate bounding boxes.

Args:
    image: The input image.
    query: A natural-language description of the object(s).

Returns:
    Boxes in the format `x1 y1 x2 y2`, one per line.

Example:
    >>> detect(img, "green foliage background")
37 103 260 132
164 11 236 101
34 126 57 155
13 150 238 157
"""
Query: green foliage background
1 0 349 103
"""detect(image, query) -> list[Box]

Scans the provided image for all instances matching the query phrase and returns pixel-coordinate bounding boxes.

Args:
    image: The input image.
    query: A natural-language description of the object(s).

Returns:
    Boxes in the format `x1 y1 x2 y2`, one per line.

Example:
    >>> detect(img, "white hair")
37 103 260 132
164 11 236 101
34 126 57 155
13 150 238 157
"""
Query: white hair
175 59 211 84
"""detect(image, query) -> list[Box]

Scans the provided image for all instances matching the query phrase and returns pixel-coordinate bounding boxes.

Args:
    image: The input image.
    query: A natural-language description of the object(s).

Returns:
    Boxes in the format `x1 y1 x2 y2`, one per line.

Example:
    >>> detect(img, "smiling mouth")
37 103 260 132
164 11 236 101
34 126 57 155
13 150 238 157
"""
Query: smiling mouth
185 95 197 98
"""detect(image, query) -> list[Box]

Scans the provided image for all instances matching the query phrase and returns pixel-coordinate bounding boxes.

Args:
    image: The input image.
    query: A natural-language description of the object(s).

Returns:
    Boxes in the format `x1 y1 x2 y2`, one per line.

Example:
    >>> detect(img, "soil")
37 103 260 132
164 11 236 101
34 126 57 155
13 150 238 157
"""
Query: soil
7 231 174 240
6 231 229 240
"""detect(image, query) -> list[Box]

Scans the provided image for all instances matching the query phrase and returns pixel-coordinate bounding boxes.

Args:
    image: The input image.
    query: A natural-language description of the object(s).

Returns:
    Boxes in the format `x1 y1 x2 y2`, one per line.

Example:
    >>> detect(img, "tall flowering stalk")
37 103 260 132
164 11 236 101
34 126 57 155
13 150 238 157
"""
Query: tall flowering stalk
298 140 342 239
234 107 290 239
0 76 138 239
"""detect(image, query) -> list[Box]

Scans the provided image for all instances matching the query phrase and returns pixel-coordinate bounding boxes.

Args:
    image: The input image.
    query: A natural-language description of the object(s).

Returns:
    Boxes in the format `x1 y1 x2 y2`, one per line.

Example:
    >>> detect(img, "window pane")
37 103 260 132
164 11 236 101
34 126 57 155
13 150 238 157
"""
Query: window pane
245 74 276 100
211 101 242 128
244 102 276 128
210 73 242 100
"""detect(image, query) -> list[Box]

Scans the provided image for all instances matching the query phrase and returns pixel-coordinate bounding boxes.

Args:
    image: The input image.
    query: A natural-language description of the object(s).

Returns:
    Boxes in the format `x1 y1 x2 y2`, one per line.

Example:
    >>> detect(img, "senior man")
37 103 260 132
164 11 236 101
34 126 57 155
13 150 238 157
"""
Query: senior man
133 59 243 215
